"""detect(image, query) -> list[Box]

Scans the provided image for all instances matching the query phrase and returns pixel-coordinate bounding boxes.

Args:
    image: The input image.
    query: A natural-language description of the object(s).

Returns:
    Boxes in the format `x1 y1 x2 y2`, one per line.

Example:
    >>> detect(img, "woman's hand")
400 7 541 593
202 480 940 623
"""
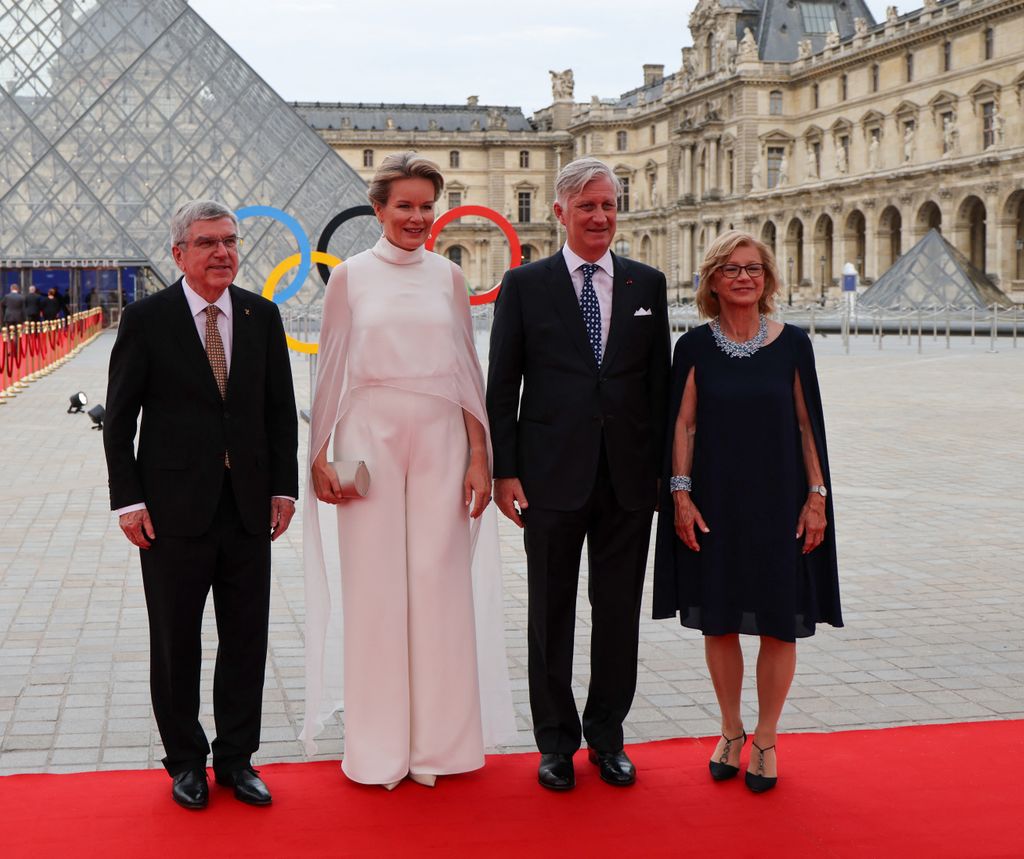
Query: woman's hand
673 491 709 551
796 494 827 554
311 452 346 505
464 452 491 519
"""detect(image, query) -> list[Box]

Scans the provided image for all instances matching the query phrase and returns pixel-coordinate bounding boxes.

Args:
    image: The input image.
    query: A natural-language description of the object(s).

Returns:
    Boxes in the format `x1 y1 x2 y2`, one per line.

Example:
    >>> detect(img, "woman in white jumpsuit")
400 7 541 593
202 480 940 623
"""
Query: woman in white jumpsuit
301 153 514 788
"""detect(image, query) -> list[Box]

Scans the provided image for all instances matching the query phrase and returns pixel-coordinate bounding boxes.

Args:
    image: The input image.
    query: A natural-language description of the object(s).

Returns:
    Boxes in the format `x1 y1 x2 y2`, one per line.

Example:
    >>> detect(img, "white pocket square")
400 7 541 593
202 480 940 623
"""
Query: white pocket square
634 307 652 316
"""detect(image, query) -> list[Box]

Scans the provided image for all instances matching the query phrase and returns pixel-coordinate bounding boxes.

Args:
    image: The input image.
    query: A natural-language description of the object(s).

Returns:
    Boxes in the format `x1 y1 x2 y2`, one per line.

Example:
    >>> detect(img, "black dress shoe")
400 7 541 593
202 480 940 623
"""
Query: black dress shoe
215 766 272 806
171 768 208 810
588 748 636 786
537 753 575 791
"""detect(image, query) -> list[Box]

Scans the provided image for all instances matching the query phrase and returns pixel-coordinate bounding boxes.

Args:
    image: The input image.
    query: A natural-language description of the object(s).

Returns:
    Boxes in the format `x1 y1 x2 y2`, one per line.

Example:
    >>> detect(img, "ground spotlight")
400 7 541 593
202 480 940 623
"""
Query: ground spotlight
68 392 88 414
88 404 105 430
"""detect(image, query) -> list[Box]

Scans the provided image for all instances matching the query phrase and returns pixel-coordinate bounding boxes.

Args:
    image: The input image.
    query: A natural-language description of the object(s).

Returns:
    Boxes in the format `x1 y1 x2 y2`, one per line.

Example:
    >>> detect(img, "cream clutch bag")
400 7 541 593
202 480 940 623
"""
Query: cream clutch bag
329 460 371 498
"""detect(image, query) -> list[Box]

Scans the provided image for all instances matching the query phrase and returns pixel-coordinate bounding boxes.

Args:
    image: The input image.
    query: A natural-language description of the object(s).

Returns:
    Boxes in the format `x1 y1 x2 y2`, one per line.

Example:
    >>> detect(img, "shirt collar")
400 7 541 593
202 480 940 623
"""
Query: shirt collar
182 277 232 320
562 244 613 279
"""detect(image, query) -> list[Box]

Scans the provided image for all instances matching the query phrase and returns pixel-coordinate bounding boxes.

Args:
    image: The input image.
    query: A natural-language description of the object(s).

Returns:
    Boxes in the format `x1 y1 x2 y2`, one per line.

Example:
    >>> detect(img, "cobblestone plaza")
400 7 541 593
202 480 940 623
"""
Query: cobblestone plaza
1 330 1022 775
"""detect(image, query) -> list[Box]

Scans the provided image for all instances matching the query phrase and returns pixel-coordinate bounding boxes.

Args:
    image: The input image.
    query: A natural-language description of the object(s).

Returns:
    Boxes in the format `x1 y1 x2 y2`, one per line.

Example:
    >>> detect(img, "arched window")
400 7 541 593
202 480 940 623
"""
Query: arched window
984 27 994 61
769 90 783 115
840 74 848 101
871 64 880 92
362 149 373 168
943 41 952 72
520 245 534 264
449 150 460 168
616 130 628 151
905 52 914 82
446 245 464 267
811 83 819 109
519 150 530 168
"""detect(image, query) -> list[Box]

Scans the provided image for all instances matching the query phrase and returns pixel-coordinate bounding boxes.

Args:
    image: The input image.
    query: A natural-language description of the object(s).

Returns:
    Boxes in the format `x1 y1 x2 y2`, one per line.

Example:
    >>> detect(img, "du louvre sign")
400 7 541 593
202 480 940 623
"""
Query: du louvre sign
0 258 144 269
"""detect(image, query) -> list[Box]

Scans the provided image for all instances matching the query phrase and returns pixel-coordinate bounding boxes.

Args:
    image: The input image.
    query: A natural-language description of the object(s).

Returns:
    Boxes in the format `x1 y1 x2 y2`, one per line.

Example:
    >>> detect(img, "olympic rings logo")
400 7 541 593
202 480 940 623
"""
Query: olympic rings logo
238 203 524 354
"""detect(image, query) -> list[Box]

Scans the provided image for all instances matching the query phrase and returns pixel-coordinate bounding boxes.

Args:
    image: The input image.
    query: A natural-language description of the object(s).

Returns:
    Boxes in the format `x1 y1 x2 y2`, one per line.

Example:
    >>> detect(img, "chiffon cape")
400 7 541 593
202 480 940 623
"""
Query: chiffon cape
301 236 516 754
652 323 842 639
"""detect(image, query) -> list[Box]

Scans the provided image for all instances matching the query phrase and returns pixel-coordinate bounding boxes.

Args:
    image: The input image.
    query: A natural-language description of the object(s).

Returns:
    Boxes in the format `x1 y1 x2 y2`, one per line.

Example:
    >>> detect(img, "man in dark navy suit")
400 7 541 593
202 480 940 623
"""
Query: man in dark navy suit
103 201 298 810
487 158 670 791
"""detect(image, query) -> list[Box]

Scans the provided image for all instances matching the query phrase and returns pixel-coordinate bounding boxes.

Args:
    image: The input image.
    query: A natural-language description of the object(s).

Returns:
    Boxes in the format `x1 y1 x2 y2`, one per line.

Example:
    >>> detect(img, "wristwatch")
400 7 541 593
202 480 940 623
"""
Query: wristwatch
809 484 828 498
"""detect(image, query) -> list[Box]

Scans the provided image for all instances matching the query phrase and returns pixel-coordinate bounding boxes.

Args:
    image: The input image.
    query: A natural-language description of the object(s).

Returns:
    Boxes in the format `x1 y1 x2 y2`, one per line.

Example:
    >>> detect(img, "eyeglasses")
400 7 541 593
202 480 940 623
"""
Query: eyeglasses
718 263 765 279
177 236 242 252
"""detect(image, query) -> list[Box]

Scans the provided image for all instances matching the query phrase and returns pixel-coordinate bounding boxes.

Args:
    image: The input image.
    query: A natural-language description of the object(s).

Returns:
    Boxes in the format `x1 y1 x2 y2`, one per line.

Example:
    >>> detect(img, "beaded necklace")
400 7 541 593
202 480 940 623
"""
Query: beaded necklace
709 314 769 358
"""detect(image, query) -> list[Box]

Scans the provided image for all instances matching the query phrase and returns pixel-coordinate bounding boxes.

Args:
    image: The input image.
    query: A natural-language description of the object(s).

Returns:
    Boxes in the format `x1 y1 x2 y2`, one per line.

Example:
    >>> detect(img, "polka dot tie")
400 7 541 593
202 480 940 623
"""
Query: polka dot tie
579 263 602 366
205 305 230 467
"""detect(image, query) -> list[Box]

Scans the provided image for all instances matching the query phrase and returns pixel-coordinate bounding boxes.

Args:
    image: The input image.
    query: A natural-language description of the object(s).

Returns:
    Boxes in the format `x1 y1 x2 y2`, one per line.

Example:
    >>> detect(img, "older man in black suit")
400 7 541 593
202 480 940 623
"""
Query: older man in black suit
1 285 26 327
487 158 670 791
103 200 298 810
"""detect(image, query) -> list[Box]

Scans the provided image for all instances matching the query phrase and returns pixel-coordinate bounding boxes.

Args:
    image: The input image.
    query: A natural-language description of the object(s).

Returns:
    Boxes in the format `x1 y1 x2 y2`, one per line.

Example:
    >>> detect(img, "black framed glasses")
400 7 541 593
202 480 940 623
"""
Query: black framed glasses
718 263 764 279
177 236 242 252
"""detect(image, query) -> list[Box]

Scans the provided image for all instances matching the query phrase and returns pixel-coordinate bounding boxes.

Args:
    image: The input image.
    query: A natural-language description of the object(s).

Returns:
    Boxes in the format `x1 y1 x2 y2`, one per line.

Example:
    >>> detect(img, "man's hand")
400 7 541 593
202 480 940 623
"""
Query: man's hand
270 497 296 541
494 477 528 528
119 508 156 549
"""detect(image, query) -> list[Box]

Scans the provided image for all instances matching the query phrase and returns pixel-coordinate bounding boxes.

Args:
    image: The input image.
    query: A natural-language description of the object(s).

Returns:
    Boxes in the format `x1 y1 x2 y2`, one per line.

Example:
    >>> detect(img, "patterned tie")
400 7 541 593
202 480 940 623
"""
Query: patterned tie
205 305 230 467
579 263 602 366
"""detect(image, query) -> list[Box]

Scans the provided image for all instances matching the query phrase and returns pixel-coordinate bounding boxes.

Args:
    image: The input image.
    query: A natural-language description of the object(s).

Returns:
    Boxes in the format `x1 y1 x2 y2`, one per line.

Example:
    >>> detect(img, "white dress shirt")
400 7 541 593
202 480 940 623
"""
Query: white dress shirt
562 243 614 352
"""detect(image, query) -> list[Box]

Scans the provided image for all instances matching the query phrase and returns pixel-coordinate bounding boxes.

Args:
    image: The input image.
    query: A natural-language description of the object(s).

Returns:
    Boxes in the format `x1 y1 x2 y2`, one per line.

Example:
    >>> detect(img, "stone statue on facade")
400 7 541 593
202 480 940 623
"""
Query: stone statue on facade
854 17 868 36
993 106 1005 145
798 39 813 60
750 158 762 191
835 143 848 174
825 28 840 48
549 68 574 101
488 108 508 130
681 48 696 91
778 152 789 186
903 124 915 161
806 144 818 179
738 27 758 62
942 115 958 156
886 6 899 25
868 135 880 169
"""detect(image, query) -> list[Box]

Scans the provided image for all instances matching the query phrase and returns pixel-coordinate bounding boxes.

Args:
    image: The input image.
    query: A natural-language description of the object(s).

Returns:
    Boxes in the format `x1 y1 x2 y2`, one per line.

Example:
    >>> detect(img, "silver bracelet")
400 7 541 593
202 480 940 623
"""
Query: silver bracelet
669 475 692 493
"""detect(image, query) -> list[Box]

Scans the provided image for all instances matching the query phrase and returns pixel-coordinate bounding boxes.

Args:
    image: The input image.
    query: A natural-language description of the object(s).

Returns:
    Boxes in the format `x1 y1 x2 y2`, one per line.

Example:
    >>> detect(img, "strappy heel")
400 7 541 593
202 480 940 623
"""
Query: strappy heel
708 730 746 781
744 741 777 793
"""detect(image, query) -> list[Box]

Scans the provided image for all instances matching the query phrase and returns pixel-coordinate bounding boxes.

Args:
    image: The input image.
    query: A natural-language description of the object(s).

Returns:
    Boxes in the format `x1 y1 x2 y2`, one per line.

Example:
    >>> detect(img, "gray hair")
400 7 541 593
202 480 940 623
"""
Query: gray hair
555 157 621 206
170 200 239 246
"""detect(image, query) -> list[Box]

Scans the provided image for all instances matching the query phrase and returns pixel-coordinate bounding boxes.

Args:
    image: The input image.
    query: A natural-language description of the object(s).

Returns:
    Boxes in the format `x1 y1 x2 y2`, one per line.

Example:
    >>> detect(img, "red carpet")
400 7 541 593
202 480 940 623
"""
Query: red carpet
3 721 1021 858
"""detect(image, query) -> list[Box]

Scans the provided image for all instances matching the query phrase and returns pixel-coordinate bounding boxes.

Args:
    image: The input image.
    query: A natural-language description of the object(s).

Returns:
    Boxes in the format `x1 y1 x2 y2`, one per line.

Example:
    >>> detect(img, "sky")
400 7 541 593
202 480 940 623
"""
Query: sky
188 1 912 115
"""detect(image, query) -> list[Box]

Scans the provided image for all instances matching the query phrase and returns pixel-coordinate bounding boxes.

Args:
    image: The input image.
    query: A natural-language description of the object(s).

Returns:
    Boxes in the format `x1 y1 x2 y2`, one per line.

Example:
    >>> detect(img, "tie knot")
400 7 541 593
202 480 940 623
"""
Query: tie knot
580 263 599 278
206 304 219 319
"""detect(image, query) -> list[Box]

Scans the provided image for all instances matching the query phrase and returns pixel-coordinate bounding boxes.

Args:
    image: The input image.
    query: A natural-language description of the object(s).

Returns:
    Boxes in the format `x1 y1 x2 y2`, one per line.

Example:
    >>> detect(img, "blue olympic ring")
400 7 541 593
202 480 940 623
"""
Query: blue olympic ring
236 205 311 304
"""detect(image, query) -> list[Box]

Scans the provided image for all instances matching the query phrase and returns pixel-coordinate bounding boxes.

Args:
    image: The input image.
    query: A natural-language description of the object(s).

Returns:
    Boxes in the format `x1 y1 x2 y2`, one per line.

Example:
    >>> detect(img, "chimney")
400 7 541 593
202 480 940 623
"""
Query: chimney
643 64 664 87
467 95 479 106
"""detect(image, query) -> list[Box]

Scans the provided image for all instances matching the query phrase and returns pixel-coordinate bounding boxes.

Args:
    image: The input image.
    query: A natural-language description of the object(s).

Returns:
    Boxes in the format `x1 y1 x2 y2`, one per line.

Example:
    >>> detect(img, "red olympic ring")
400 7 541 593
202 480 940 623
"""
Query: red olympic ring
425 205 521 305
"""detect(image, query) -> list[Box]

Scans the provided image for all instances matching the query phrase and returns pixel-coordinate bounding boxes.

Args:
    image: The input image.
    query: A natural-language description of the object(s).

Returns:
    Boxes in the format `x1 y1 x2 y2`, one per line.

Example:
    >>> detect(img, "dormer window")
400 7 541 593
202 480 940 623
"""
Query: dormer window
800 2 837 34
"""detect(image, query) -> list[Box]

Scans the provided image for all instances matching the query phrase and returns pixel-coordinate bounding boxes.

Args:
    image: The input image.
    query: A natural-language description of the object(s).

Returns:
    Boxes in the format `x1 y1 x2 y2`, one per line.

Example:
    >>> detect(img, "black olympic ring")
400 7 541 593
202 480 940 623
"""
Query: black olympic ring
316 205 375 285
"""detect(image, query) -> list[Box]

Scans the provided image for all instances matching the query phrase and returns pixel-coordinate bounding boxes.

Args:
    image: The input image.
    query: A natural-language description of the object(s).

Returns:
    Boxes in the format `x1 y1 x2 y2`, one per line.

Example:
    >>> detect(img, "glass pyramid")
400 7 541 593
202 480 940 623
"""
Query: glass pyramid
858 229 1014 309
0 0 377 302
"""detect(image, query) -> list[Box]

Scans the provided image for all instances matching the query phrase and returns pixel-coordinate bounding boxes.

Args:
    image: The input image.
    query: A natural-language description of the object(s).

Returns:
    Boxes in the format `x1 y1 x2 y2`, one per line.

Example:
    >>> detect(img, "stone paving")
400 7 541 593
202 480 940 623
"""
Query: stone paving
1 326 1023 775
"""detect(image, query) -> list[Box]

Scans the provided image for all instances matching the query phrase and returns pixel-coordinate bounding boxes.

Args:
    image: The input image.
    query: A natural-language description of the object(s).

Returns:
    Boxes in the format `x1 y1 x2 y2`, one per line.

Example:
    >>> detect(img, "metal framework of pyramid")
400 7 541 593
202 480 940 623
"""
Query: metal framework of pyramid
0 0 377 300
858 229 1014 309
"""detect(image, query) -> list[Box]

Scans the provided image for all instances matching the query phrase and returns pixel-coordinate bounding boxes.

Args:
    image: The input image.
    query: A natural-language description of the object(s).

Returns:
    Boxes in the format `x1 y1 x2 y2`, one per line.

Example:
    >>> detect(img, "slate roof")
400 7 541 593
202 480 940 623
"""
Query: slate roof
757 0 877 62
858 230 1014 309
293 102 536 133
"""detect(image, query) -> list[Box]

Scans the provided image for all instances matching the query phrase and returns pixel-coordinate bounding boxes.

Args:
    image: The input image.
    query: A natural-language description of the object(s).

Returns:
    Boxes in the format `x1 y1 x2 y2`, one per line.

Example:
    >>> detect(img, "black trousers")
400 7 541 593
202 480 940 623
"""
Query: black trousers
523 448 653 754
140 474 271 778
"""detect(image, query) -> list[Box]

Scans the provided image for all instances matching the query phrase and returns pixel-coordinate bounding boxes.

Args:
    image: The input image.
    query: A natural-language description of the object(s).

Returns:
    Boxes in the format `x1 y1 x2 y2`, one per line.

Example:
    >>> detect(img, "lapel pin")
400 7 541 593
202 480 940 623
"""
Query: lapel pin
244 307 251 316
625 278 633 286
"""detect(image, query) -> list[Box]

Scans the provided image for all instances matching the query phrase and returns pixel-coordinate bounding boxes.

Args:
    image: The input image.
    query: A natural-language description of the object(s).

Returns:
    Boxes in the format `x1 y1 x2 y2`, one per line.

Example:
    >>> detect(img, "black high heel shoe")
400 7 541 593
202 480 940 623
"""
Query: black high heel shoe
744 741 777 793
708 730 746 781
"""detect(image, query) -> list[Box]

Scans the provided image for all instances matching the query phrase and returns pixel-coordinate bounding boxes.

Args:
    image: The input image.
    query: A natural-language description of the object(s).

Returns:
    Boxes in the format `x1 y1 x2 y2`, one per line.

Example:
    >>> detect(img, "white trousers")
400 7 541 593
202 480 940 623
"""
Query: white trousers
335 385 484 784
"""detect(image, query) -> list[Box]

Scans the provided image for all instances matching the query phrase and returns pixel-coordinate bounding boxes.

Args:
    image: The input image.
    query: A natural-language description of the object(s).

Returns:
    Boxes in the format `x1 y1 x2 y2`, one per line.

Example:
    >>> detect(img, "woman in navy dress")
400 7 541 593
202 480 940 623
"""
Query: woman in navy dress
653 230 842 793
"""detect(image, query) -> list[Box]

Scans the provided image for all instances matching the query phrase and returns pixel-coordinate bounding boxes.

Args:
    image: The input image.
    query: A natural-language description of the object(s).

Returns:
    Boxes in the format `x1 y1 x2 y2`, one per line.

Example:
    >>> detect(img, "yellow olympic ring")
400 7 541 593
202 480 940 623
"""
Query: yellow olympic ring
262 250 342 354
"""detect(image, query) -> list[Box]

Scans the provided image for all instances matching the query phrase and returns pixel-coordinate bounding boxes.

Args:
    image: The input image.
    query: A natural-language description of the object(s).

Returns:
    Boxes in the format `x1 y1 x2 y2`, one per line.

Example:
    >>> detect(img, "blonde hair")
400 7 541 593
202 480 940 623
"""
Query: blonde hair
367 152 444 208
695 230 779 318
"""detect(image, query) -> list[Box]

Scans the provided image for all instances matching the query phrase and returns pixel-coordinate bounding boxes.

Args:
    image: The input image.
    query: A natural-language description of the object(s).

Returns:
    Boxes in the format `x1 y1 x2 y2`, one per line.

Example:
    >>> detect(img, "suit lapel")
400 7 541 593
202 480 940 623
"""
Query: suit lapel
601 253 629 370
226 284 253 402
547 253 599 372
167 280 222 401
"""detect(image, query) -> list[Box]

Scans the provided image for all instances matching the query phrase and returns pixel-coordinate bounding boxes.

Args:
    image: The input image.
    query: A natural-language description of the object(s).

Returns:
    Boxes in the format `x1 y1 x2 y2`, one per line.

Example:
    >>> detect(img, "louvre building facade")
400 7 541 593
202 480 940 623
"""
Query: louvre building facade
0 0 376 311
303 0 1024 304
